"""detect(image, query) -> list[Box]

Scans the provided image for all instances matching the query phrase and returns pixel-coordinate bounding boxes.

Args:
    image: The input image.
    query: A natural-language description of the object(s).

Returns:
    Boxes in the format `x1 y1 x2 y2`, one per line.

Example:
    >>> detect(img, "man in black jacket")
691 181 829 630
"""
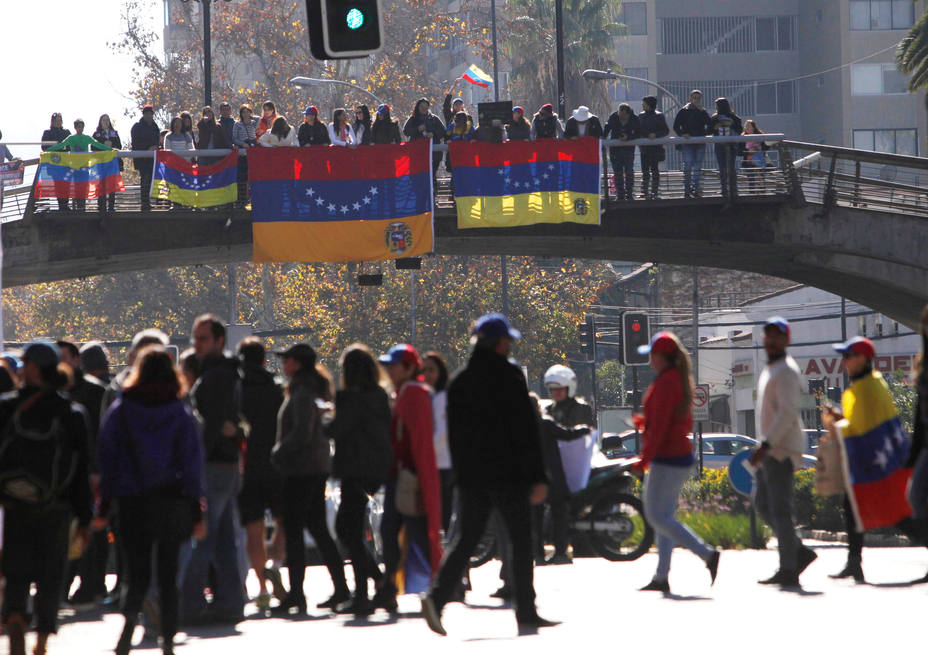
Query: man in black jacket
130 105 160 211
181 314 246 624
637 96 669 199
672 90 711 198
423 313 557 635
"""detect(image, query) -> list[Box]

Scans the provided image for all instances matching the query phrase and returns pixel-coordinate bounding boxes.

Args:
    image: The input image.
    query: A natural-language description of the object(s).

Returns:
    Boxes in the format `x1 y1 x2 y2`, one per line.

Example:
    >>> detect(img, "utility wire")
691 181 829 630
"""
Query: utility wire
767 41 903 86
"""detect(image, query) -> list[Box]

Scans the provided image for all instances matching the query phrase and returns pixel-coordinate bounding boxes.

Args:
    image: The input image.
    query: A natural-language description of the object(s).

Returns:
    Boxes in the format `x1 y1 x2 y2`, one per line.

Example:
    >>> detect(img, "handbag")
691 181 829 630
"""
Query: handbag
814 420 846 497
393 416 425 517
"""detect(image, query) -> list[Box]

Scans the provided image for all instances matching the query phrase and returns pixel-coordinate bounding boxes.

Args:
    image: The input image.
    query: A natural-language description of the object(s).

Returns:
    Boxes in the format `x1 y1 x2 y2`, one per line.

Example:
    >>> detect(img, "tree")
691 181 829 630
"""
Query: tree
896 3 928 92
504 0 624 117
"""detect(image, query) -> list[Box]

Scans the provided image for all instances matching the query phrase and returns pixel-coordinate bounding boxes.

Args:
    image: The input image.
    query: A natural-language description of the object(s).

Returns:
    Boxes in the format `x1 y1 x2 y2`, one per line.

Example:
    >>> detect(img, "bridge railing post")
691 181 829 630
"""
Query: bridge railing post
823 154 839 210
776 143 806 208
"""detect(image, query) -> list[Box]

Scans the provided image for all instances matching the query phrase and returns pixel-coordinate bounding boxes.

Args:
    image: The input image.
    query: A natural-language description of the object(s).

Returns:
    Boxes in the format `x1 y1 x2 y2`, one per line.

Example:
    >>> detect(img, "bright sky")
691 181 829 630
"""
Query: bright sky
1 0 162 162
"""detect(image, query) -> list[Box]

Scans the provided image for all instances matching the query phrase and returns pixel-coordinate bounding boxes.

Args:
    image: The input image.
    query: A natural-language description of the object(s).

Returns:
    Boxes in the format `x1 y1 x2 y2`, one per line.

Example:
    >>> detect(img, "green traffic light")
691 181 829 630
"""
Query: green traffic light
346 7 364 29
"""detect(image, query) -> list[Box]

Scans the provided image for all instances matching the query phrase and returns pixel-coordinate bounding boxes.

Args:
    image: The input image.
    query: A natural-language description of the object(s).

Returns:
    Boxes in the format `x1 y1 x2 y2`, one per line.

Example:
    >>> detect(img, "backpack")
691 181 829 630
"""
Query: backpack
0 392 77 507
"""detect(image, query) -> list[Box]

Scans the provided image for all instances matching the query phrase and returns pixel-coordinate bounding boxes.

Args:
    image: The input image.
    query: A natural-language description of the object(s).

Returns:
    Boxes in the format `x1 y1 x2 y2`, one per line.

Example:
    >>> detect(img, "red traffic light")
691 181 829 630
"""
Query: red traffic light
631 321 641 332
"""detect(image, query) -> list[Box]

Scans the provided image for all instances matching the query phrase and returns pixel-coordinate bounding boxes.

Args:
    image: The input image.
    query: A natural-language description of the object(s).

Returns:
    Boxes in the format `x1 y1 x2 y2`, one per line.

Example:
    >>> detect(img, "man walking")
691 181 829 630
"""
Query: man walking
750 317 816 587
672 90 711 198
181 315 246 624
422 313 556 635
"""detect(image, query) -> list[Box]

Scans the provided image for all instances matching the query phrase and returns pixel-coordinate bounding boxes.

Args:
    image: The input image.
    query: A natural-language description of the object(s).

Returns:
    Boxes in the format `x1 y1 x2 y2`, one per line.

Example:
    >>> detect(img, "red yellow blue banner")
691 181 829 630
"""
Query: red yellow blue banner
449 137 601 228
35 151 124 199
838 371 912 531
247 140 434 263
151 150 238 207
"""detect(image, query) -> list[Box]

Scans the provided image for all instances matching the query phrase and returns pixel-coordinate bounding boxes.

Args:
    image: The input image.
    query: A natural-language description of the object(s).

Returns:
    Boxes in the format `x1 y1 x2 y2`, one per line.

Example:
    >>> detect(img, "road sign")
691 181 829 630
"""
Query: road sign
692 383 710 422
728 449 755 496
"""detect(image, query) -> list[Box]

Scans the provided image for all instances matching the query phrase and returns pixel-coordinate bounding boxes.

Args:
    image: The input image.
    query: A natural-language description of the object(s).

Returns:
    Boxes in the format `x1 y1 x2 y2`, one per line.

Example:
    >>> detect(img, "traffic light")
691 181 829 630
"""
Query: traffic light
578 314 596 360
622 311 650 365
306 0 383 59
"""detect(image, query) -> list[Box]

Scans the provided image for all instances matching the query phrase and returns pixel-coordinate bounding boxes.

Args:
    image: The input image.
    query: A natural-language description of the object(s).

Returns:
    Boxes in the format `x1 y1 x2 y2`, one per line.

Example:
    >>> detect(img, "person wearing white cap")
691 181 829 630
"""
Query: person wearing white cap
563 105 603 139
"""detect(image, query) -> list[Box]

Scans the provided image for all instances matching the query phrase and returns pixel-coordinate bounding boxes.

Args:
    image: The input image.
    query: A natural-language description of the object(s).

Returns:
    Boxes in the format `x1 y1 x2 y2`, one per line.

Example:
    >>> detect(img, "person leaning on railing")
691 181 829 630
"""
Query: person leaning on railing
603 103 639 202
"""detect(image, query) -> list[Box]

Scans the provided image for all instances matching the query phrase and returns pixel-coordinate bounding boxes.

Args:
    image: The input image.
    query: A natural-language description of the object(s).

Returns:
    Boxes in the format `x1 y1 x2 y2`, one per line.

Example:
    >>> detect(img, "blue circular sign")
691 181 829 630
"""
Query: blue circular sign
728 449 755 497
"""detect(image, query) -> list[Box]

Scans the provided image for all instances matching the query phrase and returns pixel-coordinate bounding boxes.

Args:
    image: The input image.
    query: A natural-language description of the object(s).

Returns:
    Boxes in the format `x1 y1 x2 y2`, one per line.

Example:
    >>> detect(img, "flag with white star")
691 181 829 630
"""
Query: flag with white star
448 137 601 228
248 139 434 262
837 371 913 531
35 150 124 200
150 150 238 207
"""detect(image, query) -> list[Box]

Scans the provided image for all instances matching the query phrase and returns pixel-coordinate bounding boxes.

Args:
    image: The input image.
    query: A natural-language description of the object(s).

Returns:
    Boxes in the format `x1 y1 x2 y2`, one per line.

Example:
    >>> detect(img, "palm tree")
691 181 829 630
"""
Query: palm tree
505 0 624 118
896 4 928 91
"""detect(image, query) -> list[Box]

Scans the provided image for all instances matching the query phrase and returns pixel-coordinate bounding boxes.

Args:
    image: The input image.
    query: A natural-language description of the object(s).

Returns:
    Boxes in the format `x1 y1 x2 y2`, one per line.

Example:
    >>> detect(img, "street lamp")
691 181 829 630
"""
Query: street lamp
582 69 684 110
289 76 384 105
182 0 232 108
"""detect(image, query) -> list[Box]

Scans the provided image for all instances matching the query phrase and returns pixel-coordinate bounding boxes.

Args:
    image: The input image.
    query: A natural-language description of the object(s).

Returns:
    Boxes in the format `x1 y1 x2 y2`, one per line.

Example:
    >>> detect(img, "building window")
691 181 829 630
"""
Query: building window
853 128 918 155
850 0 914 30
610 68 649 103
852 63 908 95
756 16 795 51
619 2 647 36
756 81 797 115
658 16 795 54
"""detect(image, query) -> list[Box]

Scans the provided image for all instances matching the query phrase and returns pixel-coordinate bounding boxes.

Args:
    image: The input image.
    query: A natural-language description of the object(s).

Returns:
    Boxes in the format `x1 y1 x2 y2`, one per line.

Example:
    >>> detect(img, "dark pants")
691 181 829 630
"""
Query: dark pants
431 486 536 619
282 475 347 600
236 157 249 205
640 151 661 197
754 456 802 571
98 194 116 213
335 477 383 600
533 496 569 559
439 469 455 534
610 152 635 200
715 145 738 198
137 162 153 209
2 507 71 634
71 528 110 597
843 495 864 564
119 495 183 643
381 477 431 581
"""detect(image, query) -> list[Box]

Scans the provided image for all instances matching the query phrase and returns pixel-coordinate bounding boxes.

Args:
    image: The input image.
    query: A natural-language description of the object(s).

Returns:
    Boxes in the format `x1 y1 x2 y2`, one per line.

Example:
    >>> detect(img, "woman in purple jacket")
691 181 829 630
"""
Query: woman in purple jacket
96 346 205 655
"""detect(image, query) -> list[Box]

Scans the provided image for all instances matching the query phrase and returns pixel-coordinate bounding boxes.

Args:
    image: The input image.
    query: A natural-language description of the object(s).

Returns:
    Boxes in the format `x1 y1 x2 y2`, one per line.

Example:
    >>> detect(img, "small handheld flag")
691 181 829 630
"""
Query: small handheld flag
462 64 493 89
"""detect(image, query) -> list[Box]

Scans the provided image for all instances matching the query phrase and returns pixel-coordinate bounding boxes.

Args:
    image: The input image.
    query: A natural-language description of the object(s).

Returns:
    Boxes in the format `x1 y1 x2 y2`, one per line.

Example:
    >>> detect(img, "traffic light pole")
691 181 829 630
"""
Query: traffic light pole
590 314 598 416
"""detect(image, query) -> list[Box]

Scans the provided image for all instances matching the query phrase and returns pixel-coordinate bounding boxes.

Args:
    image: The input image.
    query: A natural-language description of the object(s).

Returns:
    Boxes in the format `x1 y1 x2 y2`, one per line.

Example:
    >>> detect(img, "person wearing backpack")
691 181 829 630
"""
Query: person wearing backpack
0 342 92 655
96 346 205 655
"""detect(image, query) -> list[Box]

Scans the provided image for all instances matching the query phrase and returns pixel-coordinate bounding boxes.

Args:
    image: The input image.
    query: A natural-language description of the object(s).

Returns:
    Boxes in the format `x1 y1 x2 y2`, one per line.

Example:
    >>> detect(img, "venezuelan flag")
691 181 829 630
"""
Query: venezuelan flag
151 150 238 207
462 64 493 88
248 139 434 263
35 151 124 199
450 137 601 228
838 371 912 531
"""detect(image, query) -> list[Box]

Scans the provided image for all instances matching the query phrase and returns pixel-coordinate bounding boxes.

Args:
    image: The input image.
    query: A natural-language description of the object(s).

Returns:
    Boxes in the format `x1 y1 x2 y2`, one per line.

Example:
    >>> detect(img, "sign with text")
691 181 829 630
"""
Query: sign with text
0 161 24 186
693 383 710 422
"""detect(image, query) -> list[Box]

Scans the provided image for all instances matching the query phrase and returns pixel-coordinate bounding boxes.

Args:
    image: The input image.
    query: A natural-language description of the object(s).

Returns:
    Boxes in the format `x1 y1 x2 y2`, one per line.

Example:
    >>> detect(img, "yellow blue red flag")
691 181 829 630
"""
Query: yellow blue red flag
151 150 238 207
248 140 434 263
449 137 601 228
35 151 124 199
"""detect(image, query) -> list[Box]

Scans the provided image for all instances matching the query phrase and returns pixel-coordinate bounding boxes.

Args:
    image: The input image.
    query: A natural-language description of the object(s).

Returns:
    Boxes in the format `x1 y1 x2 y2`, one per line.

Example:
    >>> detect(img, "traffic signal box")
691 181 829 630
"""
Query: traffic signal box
306 0 383 59
622 312 650 365
579 312 651 365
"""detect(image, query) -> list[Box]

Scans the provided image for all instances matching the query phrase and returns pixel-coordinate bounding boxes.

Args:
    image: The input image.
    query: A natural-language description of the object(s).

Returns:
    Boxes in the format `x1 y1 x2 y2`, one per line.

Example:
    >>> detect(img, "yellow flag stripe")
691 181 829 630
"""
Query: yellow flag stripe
455 191 600 228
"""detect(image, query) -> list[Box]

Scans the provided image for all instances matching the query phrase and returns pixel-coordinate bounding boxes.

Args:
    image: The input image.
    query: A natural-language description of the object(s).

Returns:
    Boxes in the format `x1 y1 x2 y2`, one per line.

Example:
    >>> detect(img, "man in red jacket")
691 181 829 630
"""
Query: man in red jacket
372 344 442 612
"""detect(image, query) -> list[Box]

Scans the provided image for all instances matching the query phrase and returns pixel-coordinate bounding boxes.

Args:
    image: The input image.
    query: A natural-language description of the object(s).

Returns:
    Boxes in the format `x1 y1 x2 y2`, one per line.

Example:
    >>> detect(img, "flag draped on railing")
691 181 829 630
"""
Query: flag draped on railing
449 137 602 228
247 140 434 263
150 150 238 207
34 151 124 199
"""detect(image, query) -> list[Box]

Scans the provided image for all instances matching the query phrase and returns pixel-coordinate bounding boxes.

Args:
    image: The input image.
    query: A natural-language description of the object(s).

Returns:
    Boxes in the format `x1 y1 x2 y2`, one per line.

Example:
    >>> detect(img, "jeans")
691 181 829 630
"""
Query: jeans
909 450 928 520
643 463 714 580
335 477 383 600
1 507 71 634
715 145 738 197
754 456 803 570
137 162 153 209
282 475 347 601
610 151 635 200
381 477 431 581
431 486 536 619
680 144 705 196
180 463 245 619
640 151 661 197
439 468 455 534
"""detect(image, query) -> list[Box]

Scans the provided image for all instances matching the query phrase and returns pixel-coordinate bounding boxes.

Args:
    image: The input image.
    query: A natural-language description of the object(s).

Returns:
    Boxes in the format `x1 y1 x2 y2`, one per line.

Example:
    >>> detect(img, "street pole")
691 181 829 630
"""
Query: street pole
555 0 566 117
202 0 212 108
227 263 236 324
501 256 509 314
491 0 500 103
410 270 417 345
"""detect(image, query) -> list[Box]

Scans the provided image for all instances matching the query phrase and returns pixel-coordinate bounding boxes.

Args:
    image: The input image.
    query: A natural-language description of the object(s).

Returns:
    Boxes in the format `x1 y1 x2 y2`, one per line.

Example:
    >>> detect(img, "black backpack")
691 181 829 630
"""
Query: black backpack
0 392 77 507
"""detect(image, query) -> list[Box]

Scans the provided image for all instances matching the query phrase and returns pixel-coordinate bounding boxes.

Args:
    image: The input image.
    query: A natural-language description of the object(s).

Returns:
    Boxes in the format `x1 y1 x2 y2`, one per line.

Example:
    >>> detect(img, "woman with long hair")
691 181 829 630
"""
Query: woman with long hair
330 344 393 616
196 106 231 166
41 113 71 211
422 352 453 531
271 344 350 615
506 106 532 141
371 104 402 144
179 112 197 148
741 119 770 192
709 97 743 199
259 116 297 147
93 114 123 214
632 332 719 593
96 346 205 655
328 108 356 147
352 105 372 145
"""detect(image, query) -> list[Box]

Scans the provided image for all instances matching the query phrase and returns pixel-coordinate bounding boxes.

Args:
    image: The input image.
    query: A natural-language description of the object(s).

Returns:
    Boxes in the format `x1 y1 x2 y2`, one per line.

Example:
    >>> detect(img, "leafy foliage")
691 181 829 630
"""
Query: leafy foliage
679 512 770 549
896 5 928 92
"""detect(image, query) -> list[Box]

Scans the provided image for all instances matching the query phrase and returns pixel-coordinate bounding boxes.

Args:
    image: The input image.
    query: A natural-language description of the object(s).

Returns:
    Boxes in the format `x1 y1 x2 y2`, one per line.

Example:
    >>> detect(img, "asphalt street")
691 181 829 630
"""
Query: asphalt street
26 543 928 654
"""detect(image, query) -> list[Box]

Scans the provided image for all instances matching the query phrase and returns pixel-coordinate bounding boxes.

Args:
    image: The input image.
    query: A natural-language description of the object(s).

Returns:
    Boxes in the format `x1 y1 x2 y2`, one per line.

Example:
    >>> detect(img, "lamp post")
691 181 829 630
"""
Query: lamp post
581 69 685 110
290 77 385 106
555 0 566 117
184 0 231 108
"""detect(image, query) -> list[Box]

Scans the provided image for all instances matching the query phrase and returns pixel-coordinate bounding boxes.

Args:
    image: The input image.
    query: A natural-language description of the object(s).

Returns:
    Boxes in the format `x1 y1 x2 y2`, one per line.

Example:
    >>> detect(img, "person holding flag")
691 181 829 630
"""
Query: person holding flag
48 119 112 213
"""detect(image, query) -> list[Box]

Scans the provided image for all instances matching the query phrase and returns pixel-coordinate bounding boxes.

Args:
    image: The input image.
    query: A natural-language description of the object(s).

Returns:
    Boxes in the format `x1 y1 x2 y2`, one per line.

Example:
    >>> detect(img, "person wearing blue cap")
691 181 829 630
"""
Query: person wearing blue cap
0 341 93 655
423 313 557 635
750 317 817 588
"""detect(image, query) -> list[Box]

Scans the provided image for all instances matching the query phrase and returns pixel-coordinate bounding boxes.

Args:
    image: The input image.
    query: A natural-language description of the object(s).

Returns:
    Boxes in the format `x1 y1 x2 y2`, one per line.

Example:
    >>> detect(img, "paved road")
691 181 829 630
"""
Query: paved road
29 544 928 654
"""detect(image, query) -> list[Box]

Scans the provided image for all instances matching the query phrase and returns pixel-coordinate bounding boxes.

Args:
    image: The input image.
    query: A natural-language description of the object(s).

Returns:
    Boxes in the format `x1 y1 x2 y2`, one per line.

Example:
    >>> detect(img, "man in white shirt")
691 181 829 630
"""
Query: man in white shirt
750 316 817 588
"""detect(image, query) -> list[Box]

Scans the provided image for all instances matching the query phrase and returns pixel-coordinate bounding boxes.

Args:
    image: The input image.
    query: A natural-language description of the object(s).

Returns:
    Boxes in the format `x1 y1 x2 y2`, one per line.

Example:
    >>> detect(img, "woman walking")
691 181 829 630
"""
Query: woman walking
632 332 720 593
330 344 393 616
271 344 350 615
96 346 205 655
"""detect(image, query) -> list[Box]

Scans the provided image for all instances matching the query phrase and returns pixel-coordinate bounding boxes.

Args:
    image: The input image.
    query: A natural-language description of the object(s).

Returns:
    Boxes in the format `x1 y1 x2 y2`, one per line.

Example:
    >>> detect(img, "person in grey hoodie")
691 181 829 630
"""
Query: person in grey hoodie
271 343 350 615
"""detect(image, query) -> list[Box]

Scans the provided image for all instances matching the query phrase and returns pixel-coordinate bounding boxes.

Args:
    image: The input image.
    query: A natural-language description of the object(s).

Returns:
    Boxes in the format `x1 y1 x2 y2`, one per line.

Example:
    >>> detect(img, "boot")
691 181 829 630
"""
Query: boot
115 618 136 655
370 580 398 613
829 560 864 583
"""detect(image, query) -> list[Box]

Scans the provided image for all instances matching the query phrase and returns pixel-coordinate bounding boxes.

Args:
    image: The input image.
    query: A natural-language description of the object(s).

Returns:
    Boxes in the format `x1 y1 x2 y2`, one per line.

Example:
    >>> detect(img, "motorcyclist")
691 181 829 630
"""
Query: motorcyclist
537 365 595 565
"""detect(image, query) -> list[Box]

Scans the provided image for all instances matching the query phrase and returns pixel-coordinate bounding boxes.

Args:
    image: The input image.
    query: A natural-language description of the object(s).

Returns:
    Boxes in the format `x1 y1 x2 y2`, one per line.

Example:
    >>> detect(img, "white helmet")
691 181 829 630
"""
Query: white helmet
544 364 577 398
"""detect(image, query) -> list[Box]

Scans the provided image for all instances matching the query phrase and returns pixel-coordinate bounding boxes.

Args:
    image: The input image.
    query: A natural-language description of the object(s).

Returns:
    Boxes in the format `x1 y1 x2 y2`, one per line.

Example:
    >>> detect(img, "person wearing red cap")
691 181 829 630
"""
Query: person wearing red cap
632 331 720 594
372 344 441 613
297 106 330 147
750 317 817 588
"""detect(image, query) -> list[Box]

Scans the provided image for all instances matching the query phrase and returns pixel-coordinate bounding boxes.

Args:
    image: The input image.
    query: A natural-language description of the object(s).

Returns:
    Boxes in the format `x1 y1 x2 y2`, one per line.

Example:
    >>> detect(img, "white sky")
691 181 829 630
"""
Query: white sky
1 0 162 162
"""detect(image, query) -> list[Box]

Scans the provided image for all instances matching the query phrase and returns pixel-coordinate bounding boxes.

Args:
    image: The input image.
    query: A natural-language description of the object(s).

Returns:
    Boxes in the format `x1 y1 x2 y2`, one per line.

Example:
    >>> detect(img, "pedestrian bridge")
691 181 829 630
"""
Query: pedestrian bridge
2 137 927 327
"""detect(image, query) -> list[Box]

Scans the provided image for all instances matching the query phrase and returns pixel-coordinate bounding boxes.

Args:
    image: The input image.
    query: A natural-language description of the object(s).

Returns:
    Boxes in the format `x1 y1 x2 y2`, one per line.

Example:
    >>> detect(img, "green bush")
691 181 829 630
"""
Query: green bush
680 469 752 514
793 469 845 531
679 511 770 549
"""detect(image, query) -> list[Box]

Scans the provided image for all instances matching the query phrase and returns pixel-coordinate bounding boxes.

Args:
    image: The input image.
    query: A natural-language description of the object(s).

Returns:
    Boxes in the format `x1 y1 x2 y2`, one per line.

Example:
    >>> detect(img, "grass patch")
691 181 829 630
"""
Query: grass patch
679 511 770 549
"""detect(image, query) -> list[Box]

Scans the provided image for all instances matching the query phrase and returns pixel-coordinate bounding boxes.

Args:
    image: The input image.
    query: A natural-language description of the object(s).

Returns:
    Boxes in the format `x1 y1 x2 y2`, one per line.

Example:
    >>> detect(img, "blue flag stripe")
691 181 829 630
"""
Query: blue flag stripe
843 416 910 485
154 161 237 190
37 159 120 183
451 160 600 198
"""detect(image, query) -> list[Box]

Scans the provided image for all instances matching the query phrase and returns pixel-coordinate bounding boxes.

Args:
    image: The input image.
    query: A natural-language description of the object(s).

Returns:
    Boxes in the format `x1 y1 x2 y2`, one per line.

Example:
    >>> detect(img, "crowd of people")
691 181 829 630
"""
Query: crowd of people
1 87 777 214
1 302 925 654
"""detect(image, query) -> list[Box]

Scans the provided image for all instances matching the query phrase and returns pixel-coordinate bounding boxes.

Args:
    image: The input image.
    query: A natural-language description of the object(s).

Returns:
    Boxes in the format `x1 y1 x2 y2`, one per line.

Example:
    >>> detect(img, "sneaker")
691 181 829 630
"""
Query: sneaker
759 570 799 587
639 578 670 593
421 594 446 636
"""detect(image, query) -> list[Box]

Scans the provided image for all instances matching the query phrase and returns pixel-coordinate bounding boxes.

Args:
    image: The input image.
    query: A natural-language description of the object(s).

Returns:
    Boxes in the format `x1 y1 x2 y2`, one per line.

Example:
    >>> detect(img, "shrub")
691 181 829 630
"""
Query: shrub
793 468 845 531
